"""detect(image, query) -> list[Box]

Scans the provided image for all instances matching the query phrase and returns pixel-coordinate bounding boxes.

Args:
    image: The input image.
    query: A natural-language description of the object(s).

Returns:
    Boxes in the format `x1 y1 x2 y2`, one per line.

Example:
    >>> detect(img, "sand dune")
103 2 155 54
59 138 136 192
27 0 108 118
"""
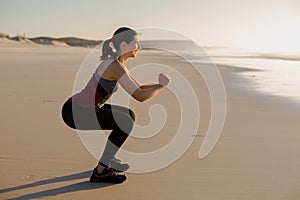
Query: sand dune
0 37 70 48
0 38 28 47
0 33 100 48
11 36 37 44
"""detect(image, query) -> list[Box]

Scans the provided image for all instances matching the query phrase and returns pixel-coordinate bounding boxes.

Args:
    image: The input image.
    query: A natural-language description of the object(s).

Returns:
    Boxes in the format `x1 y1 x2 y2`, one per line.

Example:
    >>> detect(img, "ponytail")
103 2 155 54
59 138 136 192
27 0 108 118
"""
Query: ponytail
100 38 118 60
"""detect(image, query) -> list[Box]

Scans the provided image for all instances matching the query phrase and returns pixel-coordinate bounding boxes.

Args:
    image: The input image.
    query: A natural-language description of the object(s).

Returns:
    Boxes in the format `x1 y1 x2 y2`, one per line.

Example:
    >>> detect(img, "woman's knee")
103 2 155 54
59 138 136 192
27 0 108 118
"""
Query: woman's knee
112 111 135 134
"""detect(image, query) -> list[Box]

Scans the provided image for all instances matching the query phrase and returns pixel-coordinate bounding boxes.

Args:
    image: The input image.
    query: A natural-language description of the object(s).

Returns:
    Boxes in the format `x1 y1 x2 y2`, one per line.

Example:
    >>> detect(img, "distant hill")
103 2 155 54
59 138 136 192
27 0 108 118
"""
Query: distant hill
0 32 102 47
30 37 102 47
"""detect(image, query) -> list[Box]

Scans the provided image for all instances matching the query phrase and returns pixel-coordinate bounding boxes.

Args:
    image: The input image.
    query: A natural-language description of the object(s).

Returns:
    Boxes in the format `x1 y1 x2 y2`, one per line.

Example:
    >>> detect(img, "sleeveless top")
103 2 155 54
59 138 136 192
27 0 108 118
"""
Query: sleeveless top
68 68 118 108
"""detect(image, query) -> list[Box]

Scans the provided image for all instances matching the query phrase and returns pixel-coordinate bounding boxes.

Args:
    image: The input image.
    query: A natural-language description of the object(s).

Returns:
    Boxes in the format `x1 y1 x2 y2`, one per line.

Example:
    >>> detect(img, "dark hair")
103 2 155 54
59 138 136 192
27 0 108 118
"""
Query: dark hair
101 27 138 60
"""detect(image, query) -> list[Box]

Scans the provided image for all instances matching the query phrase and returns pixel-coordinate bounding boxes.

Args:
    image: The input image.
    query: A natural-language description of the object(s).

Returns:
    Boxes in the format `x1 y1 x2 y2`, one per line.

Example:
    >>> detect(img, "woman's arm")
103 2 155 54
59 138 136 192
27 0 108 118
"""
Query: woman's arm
140 84 158 90
135 84 165 102
113 63 169 102
129 74 157 90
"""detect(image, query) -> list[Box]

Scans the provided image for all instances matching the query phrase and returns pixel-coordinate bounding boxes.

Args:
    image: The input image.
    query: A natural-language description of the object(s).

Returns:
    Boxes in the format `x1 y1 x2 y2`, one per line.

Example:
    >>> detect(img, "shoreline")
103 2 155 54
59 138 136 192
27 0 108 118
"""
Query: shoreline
186 51 300 106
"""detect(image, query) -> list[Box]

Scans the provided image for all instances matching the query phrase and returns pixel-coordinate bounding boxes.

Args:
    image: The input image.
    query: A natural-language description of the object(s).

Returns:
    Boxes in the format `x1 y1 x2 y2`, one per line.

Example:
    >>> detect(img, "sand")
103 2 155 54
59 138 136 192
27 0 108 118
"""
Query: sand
0 43 300 200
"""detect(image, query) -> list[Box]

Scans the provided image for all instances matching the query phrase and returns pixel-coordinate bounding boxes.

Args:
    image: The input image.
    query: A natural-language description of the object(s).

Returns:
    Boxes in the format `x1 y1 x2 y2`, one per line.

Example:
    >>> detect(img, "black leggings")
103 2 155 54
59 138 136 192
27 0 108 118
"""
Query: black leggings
61 99 135 167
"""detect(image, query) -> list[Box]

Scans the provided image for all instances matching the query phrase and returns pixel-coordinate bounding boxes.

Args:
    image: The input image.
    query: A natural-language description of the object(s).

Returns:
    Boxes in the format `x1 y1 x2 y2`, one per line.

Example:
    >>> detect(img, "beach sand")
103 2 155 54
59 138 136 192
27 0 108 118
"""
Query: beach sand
0 43 300 200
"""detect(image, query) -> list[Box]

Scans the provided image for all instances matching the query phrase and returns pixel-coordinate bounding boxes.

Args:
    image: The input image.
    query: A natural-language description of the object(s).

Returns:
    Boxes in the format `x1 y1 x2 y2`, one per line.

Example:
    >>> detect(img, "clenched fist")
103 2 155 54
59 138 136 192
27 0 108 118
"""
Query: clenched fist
158 73 170 87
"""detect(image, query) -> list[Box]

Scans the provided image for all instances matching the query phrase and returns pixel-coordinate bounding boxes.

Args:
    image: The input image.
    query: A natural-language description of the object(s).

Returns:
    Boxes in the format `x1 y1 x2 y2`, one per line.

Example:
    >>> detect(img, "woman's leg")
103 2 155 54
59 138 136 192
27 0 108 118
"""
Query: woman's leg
61 100 135 169
95 104 135 168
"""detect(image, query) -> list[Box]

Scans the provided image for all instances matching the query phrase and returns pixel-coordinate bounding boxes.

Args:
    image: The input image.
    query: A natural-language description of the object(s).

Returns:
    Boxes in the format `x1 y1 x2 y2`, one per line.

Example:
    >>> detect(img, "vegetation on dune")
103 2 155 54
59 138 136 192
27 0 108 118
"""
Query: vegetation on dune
0 32 102 47
31 36 102 47
0 32 10 38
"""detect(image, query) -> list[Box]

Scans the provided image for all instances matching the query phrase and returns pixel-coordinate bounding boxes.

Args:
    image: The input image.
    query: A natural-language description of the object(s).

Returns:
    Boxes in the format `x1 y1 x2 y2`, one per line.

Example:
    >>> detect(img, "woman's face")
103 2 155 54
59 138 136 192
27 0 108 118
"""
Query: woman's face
120 35 141 58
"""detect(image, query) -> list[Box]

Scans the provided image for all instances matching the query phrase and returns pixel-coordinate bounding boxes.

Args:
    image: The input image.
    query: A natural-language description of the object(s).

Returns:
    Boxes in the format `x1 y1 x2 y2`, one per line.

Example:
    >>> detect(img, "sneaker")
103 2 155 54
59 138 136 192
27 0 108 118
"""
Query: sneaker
90 168 127 183
109 157 130 172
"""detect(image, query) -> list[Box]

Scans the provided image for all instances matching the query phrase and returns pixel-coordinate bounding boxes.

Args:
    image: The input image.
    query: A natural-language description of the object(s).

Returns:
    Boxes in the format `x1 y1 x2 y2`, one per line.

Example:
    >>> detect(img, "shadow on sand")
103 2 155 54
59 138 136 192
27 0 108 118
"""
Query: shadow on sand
0 171 116 200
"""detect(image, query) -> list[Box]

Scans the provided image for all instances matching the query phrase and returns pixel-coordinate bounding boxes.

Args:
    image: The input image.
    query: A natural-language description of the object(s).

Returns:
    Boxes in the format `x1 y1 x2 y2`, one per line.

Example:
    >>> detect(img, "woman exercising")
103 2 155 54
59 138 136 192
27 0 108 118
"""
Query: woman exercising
61 27 170 183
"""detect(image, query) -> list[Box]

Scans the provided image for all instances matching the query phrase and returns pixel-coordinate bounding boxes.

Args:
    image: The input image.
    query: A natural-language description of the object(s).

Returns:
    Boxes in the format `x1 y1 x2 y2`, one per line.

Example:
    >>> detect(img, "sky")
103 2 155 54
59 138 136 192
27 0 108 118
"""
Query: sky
1 0 300 52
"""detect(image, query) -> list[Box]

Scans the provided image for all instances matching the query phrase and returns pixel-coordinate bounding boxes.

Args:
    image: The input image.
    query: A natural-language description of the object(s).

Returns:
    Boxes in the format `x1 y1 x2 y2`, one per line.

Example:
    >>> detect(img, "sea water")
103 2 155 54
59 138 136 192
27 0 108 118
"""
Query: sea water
187 48 300 103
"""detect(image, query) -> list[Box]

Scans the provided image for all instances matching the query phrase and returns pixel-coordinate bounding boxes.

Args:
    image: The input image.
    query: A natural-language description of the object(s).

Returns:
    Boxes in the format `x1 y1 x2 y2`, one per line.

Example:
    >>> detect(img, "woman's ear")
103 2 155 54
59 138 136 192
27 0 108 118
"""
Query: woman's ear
120 41 128 48
119 41 128 54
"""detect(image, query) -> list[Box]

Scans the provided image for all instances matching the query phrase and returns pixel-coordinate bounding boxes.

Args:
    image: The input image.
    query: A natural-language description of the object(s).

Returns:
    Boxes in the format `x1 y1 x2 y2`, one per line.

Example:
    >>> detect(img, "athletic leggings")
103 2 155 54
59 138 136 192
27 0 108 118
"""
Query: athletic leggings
61 99 135 167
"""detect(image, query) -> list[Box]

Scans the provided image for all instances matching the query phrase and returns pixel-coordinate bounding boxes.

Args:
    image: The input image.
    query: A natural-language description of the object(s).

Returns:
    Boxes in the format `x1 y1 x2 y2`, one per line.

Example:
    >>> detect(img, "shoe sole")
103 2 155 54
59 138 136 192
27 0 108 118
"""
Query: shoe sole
90 174 127 184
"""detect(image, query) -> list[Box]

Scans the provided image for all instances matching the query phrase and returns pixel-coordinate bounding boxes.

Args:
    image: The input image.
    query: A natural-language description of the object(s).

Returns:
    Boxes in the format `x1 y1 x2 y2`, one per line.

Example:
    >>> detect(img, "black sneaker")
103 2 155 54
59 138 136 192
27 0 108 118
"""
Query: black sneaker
109 157 130 172
90 168 127 183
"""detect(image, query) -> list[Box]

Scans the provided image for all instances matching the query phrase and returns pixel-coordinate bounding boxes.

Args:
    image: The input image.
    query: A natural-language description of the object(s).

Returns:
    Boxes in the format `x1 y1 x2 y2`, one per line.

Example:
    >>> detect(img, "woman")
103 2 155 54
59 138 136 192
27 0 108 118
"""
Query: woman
61 27 170 184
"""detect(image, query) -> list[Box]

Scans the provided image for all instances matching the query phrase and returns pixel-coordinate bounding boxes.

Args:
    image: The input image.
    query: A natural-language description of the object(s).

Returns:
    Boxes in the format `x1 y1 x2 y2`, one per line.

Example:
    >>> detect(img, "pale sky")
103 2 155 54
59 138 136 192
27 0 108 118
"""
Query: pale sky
1 0 300 52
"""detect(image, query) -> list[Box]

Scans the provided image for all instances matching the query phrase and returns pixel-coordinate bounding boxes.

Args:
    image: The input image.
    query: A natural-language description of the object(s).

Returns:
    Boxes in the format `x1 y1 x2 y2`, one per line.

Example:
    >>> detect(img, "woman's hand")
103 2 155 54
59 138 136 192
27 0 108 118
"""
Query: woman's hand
158 73 170 87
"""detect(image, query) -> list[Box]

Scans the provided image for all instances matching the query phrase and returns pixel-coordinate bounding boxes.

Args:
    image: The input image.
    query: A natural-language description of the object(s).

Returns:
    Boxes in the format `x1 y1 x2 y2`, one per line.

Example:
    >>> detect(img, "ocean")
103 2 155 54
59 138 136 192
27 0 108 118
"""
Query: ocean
187 47 300 103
